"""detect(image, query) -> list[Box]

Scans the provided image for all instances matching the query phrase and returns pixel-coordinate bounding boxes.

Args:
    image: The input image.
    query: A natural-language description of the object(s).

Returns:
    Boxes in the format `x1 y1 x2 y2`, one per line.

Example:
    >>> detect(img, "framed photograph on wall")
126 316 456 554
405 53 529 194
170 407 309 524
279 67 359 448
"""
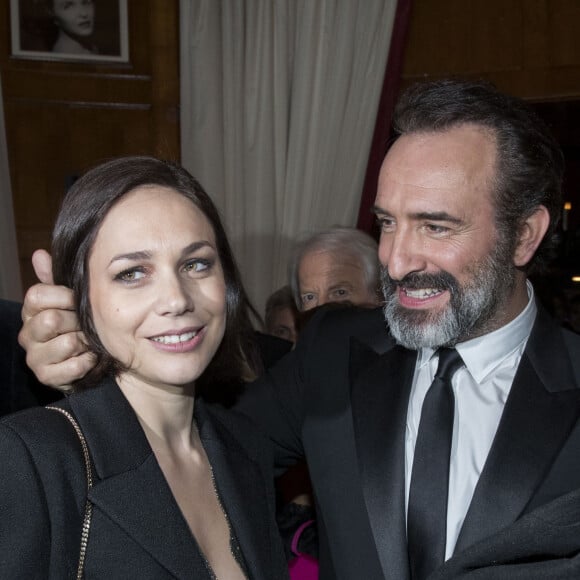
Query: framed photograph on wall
10 0 129 63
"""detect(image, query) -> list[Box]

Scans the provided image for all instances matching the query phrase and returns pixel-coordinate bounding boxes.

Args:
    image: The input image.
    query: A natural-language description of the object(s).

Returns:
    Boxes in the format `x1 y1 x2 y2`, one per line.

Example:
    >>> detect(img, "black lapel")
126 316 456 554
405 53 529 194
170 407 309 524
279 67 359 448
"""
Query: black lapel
196 401 284 580
455 309 580 553
70 380 285 579
350 339 417 580
69 379 205 578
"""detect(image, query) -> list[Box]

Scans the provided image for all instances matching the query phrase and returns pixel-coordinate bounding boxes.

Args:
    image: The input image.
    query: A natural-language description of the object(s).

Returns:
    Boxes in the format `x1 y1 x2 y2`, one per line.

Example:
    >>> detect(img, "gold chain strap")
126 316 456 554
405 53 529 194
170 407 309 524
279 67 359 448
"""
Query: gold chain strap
47 407 94 580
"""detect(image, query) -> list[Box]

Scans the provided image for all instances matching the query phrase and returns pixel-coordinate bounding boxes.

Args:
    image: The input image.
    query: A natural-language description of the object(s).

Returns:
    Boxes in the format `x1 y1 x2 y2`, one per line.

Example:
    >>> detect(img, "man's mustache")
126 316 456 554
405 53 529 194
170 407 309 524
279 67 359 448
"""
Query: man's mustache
380 268 459 295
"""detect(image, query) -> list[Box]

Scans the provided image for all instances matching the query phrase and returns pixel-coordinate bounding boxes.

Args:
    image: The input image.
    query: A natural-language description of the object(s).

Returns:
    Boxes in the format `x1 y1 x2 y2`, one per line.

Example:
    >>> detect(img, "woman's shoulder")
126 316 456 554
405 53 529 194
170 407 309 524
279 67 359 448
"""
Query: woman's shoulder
0 401 89 547
0 399 84 461
2 399 71 427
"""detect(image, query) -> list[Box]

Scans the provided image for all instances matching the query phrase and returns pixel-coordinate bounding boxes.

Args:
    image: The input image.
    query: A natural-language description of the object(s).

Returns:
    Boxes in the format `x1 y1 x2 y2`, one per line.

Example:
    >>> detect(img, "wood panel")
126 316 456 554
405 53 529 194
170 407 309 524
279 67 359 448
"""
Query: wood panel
401 0 580 100
0 0 180 292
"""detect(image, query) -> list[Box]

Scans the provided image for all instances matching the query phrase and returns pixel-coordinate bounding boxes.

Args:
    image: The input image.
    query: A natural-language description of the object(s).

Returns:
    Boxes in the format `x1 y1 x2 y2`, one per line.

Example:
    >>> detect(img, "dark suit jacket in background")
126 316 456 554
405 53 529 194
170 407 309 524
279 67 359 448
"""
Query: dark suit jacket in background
0 377 288 579
0 298 62 417
238 304 580 579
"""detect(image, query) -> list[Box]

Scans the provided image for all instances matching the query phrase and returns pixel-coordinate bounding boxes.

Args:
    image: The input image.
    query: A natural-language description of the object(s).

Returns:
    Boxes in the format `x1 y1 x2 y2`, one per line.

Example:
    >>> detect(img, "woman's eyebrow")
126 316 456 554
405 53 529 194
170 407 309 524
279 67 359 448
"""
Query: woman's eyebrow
181 241 214 257
108 241 215 267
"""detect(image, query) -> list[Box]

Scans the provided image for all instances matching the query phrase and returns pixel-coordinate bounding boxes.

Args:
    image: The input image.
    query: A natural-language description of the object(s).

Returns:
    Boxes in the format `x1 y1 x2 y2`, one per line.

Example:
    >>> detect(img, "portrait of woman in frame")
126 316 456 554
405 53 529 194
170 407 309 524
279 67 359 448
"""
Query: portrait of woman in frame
10 0 129 63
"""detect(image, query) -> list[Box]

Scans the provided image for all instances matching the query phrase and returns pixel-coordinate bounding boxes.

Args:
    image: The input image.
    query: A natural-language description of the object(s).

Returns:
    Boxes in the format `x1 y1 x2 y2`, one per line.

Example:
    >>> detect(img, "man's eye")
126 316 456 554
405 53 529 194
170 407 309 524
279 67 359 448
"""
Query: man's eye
425 223 449 234
377 217 395 232
302 294 315 304
333 288 349 297
275 327 291 340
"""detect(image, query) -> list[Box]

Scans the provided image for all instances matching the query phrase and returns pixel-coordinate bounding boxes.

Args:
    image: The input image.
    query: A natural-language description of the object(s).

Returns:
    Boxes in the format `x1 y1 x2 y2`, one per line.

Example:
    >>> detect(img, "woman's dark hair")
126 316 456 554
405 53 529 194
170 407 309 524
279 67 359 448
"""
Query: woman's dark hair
52 155 260 390
392 78 565 273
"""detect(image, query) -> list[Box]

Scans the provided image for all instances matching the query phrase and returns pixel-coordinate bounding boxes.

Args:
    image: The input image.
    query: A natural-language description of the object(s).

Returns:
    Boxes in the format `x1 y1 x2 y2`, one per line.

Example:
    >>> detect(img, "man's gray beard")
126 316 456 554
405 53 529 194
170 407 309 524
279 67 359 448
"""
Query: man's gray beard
381 246 516 350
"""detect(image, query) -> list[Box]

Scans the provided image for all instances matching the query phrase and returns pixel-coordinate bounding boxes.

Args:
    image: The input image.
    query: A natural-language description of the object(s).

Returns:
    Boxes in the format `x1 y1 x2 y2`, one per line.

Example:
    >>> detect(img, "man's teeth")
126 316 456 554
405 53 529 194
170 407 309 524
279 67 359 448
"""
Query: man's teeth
404 288 443 299
152 331 197 344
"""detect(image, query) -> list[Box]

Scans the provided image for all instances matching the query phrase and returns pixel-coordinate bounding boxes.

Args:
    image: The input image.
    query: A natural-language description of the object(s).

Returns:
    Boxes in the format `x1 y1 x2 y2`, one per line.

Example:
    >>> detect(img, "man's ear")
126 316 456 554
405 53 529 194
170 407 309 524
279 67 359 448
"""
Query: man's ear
513 205 551 268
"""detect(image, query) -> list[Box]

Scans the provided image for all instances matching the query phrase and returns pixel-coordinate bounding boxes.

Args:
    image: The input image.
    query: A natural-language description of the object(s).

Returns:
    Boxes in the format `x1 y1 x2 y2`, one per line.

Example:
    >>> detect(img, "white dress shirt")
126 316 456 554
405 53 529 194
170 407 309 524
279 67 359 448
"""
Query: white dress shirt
404 281 537 559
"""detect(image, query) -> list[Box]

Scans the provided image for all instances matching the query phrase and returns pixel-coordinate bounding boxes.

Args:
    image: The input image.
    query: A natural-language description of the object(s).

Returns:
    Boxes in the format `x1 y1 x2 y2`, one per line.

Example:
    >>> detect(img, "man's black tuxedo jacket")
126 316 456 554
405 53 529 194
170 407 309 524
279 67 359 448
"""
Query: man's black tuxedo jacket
239 304 580 579
0 299 62 416
0 377 288 579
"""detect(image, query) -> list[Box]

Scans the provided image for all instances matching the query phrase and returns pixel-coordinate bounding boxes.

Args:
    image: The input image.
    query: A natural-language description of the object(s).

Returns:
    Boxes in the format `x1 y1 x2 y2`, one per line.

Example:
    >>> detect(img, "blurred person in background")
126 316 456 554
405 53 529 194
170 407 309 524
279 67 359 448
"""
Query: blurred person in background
264 285 299 345
289 226 381 312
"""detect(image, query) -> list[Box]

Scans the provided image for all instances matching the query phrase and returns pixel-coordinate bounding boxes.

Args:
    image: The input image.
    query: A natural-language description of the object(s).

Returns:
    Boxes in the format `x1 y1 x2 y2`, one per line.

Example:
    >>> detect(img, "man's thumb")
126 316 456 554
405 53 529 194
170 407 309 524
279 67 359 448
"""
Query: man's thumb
32 249 54 285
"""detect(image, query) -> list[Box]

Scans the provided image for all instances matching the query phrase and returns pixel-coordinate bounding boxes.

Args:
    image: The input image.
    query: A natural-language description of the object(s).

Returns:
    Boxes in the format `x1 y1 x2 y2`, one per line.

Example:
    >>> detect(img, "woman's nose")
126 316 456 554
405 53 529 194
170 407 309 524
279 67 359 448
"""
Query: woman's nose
155 275 194 316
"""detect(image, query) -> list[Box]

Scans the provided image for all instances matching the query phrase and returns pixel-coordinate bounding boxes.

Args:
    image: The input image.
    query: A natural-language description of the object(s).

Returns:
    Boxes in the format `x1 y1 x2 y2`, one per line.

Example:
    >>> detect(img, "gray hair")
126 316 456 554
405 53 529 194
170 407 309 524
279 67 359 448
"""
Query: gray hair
288 226 379 308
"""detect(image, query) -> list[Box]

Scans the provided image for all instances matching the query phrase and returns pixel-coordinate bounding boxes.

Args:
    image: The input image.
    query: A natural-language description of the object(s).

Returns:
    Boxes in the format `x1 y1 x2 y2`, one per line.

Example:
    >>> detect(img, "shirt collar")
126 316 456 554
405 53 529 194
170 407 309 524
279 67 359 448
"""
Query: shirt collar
418 280 537 383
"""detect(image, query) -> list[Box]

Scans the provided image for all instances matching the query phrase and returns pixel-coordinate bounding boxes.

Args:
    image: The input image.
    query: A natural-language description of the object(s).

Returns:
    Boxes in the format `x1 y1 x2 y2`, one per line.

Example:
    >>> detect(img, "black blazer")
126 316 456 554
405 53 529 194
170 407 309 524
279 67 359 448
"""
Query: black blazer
238 304 580 579
0 377 288 579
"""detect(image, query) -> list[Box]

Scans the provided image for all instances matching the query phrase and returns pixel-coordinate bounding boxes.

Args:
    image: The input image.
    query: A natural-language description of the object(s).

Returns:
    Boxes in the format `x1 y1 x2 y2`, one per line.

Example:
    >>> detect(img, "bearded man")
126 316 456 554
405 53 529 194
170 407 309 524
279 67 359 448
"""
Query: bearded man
19 79 580 579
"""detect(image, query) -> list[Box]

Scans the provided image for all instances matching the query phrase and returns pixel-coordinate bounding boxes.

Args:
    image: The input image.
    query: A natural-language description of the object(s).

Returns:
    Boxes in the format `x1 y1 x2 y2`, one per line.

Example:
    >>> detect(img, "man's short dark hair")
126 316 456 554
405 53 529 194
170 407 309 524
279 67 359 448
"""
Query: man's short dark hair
392 79 565 273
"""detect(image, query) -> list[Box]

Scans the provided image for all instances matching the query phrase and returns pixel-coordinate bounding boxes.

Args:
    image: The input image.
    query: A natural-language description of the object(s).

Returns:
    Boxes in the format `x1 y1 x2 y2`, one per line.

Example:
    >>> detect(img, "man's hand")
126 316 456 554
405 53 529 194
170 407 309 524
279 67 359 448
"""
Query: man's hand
18 250 96 389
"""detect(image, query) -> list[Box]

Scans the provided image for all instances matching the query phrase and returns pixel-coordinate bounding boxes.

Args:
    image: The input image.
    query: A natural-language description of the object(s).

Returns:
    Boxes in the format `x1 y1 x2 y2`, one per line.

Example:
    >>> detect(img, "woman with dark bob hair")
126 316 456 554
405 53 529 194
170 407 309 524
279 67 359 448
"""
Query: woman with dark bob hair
0 156 288 579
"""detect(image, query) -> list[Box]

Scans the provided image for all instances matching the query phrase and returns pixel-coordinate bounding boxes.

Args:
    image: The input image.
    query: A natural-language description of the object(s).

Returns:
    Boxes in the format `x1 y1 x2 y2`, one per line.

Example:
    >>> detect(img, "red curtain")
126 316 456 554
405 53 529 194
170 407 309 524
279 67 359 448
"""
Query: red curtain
356 0 413 237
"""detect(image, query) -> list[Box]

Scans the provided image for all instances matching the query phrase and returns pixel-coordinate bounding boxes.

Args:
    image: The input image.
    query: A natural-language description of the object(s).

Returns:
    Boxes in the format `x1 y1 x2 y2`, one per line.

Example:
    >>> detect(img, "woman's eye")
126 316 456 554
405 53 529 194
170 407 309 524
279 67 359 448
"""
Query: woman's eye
115 268 146 283
184 259 211 273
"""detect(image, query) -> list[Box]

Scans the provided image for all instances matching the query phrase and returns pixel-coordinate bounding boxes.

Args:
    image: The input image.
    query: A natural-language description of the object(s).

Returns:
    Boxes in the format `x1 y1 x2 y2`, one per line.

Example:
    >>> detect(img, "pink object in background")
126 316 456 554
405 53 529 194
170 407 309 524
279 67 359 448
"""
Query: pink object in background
288 519 319 580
